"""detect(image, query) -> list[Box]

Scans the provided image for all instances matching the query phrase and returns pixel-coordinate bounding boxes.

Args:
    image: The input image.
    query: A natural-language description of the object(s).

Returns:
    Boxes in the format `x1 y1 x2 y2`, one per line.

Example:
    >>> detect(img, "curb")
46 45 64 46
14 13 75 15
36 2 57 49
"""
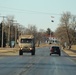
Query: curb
63 49 76 56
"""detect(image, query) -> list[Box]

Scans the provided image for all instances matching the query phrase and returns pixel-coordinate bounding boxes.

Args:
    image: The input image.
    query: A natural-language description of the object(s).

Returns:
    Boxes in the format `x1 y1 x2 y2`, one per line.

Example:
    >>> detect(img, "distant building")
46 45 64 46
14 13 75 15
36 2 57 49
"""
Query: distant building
48 35 60 44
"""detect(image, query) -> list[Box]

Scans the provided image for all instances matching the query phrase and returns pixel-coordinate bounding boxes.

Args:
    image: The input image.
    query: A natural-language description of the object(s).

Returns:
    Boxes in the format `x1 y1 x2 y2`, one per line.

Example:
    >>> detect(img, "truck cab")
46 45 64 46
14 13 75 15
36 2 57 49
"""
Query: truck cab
18 35 35 55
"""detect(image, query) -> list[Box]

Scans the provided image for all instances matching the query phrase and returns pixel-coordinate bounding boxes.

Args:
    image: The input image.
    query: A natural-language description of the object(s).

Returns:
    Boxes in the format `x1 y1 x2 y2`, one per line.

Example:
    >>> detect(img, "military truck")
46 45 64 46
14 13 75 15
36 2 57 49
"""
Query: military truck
18 35 35 55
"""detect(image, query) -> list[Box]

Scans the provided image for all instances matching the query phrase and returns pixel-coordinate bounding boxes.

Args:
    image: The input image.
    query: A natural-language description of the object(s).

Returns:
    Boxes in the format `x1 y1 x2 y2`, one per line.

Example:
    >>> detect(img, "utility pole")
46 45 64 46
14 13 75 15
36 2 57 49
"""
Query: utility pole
10 20 17 47
2 17 4 48
15 24 17 45
13 22 19 47
8 20 13 47
0 16 7 48
8 21 10 47
8 19 17 47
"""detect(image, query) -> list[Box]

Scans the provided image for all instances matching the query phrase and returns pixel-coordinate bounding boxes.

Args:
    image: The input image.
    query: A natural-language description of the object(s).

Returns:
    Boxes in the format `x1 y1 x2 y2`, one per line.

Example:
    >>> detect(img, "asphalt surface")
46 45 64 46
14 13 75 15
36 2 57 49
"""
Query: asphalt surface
0 47 76 75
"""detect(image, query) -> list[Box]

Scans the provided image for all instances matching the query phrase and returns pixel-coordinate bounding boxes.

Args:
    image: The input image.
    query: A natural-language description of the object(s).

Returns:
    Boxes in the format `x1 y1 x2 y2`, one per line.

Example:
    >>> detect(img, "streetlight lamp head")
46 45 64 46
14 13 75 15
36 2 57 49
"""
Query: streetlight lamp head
51 20 54 22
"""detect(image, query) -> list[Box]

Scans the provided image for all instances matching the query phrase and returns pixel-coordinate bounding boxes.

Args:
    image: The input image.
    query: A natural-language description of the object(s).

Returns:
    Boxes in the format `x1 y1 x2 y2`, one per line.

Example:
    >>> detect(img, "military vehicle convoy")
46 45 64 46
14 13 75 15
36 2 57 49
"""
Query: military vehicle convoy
18 35 35 55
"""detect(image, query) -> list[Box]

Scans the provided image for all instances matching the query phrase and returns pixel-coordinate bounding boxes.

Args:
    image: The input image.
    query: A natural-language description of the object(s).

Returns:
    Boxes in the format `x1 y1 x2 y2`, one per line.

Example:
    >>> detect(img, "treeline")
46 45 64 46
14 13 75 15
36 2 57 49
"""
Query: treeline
1 12 76 49
0 16 52 47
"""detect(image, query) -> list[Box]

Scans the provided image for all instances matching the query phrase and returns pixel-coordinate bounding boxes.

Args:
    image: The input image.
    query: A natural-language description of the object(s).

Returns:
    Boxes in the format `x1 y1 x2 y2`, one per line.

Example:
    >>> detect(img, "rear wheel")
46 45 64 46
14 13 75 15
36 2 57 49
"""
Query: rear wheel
59 53 61 56
50 53 51 56
19 50 23 55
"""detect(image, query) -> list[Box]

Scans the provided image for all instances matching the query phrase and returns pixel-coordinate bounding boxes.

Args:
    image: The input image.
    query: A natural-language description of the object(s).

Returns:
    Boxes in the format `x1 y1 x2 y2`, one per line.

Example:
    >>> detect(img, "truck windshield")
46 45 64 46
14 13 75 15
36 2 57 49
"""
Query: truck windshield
20 39 32 43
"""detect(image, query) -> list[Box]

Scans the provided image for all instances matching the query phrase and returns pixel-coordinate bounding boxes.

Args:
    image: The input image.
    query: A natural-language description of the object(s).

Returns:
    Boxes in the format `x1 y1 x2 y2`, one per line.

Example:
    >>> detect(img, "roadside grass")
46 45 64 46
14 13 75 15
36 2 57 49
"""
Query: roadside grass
63 45 76 56
0 44 76 54
71 45 76 50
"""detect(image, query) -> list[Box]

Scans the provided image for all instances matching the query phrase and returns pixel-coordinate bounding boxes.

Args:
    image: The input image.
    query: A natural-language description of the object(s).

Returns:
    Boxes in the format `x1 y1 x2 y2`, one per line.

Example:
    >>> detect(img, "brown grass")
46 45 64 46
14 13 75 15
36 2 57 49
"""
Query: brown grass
71 45 76 50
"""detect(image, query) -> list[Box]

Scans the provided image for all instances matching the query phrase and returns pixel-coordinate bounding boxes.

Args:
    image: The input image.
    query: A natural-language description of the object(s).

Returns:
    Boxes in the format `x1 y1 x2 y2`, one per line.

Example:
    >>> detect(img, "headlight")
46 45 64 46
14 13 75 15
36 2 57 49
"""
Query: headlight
30 48 33 50
20 47 23 50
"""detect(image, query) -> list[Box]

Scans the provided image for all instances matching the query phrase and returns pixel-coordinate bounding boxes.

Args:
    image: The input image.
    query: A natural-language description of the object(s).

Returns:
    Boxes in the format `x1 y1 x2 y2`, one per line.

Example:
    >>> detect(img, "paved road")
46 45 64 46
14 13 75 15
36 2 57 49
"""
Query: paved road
0 47 76 75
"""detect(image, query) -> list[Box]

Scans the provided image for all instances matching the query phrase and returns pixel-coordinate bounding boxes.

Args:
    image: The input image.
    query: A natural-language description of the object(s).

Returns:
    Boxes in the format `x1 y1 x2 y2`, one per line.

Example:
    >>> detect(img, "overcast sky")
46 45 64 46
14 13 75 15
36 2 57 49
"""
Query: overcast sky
0 0 76 31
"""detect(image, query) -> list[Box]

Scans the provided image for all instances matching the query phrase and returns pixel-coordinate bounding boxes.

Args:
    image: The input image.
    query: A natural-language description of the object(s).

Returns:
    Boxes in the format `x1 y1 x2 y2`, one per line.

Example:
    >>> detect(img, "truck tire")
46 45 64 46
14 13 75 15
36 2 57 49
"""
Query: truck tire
50 53 51 56
19 50 23 55
59 52 61 56
31 49 35 55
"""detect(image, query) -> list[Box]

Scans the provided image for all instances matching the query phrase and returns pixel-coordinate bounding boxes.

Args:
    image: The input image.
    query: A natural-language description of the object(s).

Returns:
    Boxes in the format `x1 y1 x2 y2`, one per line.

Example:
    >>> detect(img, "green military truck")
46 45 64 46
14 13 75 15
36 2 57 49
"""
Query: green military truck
18 35 35 55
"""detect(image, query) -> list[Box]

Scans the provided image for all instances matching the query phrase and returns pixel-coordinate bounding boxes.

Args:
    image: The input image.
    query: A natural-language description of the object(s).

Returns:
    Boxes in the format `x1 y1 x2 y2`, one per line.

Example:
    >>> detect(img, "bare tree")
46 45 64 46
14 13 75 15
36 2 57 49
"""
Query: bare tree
24 24 38 43
46 28 51 36
60 12 72 49
55 25 75 48
71 15 76 30
70 16 76 44
55 26 66 44
56 12 76 49
2 15 15 47
25 24 37 36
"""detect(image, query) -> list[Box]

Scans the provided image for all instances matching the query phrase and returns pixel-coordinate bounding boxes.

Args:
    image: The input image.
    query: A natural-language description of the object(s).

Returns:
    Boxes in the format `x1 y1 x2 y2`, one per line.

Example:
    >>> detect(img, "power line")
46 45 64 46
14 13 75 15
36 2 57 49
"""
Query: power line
0 6 62 15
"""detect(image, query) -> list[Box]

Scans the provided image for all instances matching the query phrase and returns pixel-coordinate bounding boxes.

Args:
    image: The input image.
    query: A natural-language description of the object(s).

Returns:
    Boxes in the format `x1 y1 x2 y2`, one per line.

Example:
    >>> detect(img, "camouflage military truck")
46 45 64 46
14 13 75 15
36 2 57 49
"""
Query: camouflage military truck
18 35 35 55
